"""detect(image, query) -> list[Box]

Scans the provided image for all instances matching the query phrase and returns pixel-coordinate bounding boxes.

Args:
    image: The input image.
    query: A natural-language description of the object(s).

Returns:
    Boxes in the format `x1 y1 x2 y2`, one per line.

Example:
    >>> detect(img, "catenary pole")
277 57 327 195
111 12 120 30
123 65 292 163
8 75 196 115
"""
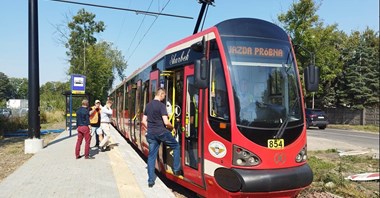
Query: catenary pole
28 0 41 139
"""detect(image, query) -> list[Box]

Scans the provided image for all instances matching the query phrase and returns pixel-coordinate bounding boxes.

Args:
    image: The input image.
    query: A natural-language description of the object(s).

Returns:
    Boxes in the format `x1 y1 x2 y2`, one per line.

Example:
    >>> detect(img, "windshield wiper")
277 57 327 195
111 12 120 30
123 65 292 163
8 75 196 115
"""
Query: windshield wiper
273 96 299 139
274 115 289 139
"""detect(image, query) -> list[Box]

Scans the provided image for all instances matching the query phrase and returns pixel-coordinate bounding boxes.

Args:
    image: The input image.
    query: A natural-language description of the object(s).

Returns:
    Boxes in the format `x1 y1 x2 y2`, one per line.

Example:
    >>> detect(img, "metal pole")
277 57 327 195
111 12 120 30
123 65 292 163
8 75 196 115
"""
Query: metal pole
69 93 72 136
312 92 315 109
193 3 207 35
28 0 40 139
83 39 85 71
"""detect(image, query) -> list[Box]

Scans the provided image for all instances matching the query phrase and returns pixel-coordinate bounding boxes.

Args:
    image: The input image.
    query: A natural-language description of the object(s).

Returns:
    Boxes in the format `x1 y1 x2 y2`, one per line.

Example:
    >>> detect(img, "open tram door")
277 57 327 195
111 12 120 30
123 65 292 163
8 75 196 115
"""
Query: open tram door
132 80 143 149
127 83 137 143
182 65 204 187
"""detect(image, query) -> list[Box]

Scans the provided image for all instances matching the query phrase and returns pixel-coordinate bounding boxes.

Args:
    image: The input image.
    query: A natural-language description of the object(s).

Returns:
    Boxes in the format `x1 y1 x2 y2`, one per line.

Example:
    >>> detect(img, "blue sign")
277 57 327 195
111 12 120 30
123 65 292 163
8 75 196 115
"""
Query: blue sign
71 74 86 94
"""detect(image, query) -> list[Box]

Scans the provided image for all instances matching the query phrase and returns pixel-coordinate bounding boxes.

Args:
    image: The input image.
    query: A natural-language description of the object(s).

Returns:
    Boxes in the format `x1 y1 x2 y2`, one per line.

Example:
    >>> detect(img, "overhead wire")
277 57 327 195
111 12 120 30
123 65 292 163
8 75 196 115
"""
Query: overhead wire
125 0 154 56
115 0 133 43
50 0 192 19
126 0 172 62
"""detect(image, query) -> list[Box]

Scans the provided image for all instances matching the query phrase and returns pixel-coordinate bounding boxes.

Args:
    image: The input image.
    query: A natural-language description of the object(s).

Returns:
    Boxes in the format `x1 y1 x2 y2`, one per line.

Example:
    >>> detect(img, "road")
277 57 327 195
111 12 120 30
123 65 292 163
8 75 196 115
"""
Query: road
307 127 379 152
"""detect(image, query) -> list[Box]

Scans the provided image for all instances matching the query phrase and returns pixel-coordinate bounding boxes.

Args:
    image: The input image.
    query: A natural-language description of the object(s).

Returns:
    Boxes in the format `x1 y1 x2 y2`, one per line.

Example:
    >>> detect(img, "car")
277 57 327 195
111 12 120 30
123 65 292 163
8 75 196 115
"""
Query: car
0 108 11 119
18 108 29 117
305 108 328 129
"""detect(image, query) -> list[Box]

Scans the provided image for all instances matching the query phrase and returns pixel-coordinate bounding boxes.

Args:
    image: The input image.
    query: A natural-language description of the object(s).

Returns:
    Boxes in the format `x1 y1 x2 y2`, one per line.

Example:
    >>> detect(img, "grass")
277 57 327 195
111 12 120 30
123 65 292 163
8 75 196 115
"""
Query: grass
0 111 65 137
0 132 61 182
329 124 379 133
299 150 380 198
40 110 65 124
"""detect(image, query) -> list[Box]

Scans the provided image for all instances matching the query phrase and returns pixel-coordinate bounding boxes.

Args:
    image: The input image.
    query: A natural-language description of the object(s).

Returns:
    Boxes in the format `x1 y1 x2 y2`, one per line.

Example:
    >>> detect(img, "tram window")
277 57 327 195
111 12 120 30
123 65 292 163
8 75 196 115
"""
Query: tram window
142 81 149 113
209 58 229 120
124 84 128 111
150 80 157 101
127 88 133 119
135 82 141 116
269 69 283 105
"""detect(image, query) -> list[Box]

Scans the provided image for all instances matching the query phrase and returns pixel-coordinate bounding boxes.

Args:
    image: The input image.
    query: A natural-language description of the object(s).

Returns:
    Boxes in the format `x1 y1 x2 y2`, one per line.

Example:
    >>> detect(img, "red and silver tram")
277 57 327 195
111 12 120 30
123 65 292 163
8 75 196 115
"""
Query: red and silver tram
110 18 316 198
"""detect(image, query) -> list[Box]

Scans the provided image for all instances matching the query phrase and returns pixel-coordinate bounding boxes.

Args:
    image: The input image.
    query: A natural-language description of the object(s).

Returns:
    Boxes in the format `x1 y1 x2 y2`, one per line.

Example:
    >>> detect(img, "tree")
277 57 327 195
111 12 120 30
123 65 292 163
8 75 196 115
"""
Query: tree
9 78 28 99
278 0 343 108
40 81 70 111
336 29 379 109
66 8 105 74
85 41 126 100
64 9 127 100
0 72 12 106
310 25 345 107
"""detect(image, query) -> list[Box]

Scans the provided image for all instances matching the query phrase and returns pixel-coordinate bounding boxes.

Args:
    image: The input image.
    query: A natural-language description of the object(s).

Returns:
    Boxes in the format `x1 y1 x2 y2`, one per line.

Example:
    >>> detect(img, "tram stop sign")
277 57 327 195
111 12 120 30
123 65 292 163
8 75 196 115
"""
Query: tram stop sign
71 74 86 94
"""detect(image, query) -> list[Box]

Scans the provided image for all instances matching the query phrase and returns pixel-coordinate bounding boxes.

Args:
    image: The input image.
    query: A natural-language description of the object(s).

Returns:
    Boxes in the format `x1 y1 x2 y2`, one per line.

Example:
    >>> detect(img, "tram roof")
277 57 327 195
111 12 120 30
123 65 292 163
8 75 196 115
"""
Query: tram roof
120 18 289 86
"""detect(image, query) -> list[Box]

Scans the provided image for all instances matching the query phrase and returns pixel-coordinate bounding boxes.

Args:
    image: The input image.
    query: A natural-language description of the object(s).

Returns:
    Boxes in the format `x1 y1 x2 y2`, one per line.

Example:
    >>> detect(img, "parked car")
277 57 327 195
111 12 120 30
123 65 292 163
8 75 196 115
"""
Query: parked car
18 108 29 117
0 108 11 119
305 108 328 129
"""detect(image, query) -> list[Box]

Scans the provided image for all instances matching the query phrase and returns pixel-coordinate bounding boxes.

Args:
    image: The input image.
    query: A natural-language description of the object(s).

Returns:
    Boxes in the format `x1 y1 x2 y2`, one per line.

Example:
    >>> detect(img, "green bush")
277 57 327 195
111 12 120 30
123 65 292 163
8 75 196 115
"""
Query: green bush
0 111 65 136
0 116 28 133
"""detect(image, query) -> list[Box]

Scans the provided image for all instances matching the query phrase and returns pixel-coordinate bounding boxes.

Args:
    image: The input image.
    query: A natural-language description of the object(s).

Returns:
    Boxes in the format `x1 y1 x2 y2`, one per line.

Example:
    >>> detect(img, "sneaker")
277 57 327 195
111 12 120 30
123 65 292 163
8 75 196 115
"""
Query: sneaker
148 182 155 188
100 146 110 152
85 156 95 159
76 155 82 159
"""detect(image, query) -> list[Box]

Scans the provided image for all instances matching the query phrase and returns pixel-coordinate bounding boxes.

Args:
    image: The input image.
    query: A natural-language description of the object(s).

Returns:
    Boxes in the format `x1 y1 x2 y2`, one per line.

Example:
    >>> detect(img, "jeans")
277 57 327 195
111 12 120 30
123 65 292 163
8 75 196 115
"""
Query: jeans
146 130 180 185
91 126 101 146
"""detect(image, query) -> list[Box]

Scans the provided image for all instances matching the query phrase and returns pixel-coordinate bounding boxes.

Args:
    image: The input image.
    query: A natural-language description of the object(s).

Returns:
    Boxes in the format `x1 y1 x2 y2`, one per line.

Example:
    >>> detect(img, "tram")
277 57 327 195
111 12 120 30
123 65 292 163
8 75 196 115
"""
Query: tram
110 18 318 198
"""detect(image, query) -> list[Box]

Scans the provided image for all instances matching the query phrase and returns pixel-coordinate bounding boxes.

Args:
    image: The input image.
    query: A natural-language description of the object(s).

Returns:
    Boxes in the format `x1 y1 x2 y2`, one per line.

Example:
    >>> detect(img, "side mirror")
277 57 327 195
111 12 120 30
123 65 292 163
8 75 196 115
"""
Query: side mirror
194 57 209 89
304 65 320 92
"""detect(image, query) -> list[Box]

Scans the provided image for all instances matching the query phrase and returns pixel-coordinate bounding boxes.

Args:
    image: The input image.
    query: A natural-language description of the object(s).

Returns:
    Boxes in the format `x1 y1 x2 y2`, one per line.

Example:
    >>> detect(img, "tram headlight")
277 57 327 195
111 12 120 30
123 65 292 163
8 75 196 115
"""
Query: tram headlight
236 158 244 165
295 145 307 163
233 145 261 166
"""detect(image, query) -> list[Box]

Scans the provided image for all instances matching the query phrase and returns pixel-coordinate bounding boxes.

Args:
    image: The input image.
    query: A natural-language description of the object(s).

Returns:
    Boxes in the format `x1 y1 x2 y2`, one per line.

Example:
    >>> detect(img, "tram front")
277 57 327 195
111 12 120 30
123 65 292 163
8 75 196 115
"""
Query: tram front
212 18 313 197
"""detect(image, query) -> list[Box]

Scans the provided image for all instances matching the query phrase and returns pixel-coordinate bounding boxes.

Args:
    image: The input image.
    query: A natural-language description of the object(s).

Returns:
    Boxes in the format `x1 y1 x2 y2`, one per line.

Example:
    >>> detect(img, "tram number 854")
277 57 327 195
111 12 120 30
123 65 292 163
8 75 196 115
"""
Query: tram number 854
267 139 284 149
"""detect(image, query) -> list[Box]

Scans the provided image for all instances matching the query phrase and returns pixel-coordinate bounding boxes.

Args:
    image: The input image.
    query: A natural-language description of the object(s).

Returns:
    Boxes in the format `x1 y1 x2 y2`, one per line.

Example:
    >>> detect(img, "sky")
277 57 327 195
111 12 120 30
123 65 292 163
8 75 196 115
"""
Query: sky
0 0 378 87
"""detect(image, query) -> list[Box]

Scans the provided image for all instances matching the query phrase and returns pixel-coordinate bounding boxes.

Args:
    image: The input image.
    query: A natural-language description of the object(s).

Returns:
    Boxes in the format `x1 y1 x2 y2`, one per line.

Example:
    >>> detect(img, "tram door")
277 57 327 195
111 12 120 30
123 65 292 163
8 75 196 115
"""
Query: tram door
128 84 136 143
117 89 124 134
182 65 204 187
122 85 130 138
133 80 142 149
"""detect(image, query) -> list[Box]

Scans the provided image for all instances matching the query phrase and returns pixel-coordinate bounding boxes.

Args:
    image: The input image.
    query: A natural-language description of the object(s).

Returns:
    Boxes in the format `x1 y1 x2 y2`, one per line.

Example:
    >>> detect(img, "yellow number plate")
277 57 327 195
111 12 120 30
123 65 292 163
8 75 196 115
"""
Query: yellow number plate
268 139 284 149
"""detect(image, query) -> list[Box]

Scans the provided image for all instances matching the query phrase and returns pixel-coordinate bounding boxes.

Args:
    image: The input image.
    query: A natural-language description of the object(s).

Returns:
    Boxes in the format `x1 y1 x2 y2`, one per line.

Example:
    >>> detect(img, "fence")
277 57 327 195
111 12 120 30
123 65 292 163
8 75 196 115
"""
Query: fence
324 105 379 126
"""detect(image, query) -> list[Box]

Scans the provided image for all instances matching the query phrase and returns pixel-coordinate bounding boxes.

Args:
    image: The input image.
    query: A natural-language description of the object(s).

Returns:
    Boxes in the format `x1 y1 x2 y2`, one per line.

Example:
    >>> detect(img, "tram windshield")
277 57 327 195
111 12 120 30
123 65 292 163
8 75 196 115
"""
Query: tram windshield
222 37 302 128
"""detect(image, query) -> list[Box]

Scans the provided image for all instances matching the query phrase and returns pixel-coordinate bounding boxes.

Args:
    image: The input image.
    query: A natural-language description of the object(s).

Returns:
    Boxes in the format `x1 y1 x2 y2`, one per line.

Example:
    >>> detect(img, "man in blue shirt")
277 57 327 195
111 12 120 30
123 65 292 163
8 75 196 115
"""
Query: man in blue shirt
141 88 181 188
75 99 94 159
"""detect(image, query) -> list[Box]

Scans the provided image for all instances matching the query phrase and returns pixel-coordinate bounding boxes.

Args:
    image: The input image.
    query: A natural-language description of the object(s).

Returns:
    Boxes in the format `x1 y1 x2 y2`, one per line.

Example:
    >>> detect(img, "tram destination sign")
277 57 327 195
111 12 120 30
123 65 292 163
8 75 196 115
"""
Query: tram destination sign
71 74 86 94
225 40 289 63
228 46 284 58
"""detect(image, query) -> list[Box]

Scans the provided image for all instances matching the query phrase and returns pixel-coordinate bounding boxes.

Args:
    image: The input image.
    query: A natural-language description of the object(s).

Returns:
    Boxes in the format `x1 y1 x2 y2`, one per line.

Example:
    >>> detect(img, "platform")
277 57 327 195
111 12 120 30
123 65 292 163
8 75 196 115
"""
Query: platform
0 125 176 198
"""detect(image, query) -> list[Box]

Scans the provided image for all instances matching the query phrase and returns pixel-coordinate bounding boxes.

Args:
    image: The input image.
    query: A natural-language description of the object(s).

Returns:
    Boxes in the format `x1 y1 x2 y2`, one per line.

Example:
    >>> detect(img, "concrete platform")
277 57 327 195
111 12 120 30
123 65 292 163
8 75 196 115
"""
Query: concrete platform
0 126 175 198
